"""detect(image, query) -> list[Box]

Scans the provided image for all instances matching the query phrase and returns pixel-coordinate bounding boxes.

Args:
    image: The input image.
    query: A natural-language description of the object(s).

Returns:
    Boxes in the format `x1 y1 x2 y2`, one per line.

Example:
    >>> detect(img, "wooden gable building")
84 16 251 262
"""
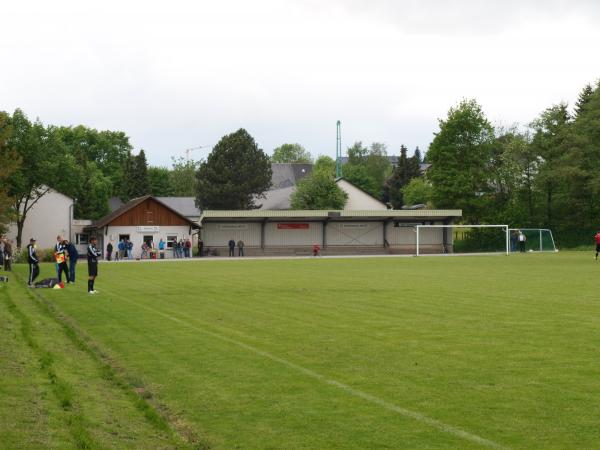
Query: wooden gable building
89 196 198 258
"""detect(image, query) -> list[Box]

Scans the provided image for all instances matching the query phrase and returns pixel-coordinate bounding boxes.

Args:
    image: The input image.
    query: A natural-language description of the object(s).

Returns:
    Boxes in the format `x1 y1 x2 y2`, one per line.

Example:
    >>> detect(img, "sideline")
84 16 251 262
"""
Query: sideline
101 251 509 263
109 289 509 450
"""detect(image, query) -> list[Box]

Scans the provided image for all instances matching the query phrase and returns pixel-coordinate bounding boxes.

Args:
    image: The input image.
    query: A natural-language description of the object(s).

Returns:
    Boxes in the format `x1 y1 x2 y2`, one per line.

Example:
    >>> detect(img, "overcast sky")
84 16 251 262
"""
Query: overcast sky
3 0 600 166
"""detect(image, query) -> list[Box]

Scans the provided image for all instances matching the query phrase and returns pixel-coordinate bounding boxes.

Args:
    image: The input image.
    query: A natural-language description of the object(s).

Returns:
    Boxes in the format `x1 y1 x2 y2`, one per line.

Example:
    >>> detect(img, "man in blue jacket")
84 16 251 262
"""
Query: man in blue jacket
65 239 79 283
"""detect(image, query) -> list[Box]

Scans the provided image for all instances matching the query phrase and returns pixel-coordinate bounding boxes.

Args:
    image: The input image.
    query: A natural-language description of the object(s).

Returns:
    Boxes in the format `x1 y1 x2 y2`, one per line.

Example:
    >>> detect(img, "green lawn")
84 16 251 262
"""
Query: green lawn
2 252 600 449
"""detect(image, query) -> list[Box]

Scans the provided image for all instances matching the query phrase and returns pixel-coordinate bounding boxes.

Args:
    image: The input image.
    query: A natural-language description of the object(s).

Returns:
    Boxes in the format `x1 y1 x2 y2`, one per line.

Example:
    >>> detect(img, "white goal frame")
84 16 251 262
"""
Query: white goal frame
415 224 509 256
508 228 558 252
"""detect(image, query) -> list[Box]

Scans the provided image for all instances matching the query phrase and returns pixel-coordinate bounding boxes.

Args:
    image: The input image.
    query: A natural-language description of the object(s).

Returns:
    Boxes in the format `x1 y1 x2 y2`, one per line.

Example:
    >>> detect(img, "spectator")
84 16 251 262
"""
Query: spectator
55 240 71 283
158 238 165 259
237 239 245 257
127 239 134 259
106 242 113 261
518 231 527 253
312 242 321 257
118 239 125 259
65 239 79 284
27 238 39 285
228 239 235 257
184 239 192 258
3 239 12 271
141 242 149 259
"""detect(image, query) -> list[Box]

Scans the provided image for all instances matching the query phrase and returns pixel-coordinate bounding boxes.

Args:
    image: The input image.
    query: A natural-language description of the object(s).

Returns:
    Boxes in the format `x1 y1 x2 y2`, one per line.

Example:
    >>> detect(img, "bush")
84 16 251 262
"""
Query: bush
13 247 56 263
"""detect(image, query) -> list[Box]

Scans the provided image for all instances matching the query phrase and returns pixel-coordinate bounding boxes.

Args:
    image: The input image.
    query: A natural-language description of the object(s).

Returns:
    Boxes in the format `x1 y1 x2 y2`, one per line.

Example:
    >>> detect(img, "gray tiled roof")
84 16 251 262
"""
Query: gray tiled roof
270 163 312 190
156 197 201 219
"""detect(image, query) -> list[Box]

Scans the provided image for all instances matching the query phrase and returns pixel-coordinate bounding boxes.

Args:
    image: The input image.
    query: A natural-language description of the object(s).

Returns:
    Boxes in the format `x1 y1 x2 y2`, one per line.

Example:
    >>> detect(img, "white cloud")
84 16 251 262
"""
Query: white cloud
1 0 599 164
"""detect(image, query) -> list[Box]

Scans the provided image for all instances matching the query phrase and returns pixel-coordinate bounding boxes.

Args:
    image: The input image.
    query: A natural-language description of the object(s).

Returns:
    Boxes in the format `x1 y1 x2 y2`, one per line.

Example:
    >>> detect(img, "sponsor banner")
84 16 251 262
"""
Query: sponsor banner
218 224 248 230
137 226 160 233
277 223 309 230
342 223 370 229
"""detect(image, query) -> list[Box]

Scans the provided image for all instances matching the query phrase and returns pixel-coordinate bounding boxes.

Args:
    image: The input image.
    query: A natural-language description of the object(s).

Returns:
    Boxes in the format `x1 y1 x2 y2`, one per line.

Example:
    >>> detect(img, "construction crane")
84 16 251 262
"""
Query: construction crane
183 145 209 161
335 120 343 178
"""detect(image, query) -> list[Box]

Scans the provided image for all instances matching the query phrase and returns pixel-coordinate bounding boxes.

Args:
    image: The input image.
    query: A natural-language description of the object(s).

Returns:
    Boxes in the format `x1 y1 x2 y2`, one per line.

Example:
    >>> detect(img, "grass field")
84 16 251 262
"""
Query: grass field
2 252 600 449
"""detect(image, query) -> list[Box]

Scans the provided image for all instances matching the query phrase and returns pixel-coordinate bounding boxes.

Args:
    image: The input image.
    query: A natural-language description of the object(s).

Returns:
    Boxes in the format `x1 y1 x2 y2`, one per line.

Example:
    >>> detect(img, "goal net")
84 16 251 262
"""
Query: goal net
507 228 557 253
415 224 509 256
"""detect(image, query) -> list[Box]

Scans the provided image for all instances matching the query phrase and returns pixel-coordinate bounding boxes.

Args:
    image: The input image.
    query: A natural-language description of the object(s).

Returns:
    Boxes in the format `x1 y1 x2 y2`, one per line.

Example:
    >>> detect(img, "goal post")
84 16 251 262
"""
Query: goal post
508 228 557 253
415 224 509 256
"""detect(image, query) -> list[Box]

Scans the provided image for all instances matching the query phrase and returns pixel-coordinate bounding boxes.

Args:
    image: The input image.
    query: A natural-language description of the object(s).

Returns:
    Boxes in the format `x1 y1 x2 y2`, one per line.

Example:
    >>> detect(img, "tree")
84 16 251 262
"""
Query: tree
170 157 200 197
402 178 432 206
121 150 150 200
385 145 421 208
271 143 312 163
529 103 572 228
313 155 336 176
343 141 391 199
5 109 62 247
196 129 272 209
290 171 347 209
148 166 174 196
574 83 595 118
426 99 495 222
0 112 20 234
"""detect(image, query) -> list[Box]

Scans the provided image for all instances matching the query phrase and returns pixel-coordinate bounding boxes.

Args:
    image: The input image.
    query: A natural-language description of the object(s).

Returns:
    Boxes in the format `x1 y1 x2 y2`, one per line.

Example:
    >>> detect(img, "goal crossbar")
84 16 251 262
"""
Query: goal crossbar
415 224 509 256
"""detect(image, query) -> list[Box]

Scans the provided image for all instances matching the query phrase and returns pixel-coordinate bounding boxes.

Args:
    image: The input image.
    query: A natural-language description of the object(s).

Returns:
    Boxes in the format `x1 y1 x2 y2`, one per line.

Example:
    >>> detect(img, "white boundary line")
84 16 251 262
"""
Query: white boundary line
107 291 509 450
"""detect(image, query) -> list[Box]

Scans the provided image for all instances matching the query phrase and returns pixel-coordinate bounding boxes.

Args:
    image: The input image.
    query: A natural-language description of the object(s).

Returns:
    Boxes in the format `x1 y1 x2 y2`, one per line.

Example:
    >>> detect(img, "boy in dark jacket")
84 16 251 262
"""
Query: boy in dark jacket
65 240 79 283
27 238 40 286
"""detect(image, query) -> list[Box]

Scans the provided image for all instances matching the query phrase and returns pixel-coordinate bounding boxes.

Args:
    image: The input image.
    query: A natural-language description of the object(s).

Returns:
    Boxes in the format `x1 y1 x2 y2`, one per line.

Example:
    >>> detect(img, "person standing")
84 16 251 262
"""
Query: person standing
54 235 63 277
237 239 245 257
27 238 40 286
518 231 526 253
65 239 79 284
3 239 12 271
185 239 192 258
312 242 321 257
55 240 71 283
106 242 113 261
87 236 102 294
594 230 600 260
118 239 125 259
158 238 165 259
228 239 235 257
198 239 204 257
127 239 134 259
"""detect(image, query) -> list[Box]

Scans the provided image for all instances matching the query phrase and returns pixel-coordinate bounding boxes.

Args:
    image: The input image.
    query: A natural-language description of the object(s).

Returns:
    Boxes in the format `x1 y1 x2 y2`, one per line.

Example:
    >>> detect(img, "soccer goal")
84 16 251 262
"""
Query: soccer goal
415 224 509 256
508 228 557 253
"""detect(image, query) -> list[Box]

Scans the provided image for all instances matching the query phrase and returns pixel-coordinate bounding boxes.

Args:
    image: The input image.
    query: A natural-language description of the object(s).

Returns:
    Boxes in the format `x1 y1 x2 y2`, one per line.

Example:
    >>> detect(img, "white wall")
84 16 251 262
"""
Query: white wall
100 225 192 258
7 188 73 249
326 222 383 246
264 222 323 246
202 222 261 247
337 179 387 210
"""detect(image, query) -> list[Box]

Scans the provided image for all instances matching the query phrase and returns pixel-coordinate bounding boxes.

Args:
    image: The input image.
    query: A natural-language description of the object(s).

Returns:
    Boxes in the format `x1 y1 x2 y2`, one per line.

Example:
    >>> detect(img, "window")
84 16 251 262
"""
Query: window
76 233 89 245
166 235 177 249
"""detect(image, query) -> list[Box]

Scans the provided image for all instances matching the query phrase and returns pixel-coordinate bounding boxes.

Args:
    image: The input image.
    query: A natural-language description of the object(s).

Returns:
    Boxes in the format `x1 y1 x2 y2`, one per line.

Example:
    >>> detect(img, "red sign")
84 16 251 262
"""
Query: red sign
277 223 309 230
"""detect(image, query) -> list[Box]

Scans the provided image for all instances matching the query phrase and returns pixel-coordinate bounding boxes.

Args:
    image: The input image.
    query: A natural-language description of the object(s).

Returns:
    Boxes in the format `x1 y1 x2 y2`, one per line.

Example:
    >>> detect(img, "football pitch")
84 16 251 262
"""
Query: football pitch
2 253 600 449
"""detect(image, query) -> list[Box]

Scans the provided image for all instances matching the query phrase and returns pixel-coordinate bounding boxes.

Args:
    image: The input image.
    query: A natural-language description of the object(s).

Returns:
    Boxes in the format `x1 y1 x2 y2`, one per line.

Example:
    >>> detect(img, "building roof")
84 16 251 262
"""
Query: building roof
156 197 201 218
91 195 198 228
257 185 297 210
108 197 124 212
200 209 462 222
270 163 312 190
335 177 388 209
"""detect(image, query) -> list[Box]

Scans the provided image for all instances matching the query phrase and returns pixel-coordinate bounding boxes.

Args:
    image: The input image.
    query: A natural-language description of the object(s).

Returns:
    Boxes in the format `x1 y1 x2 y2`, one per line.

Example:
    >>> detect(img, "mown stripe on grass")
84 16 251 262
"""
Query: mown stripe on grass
12 273 207 450
108 289 510 450
1 285 98 450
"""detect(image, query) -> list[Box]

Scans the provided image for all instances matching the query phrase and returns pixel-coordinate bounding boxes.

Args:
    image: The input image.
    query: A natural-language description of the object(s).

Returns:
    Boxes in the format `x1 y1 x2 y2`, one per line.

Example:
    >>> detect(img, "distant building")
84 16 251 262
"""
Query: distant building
6 186 74 249
88 196 198 259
